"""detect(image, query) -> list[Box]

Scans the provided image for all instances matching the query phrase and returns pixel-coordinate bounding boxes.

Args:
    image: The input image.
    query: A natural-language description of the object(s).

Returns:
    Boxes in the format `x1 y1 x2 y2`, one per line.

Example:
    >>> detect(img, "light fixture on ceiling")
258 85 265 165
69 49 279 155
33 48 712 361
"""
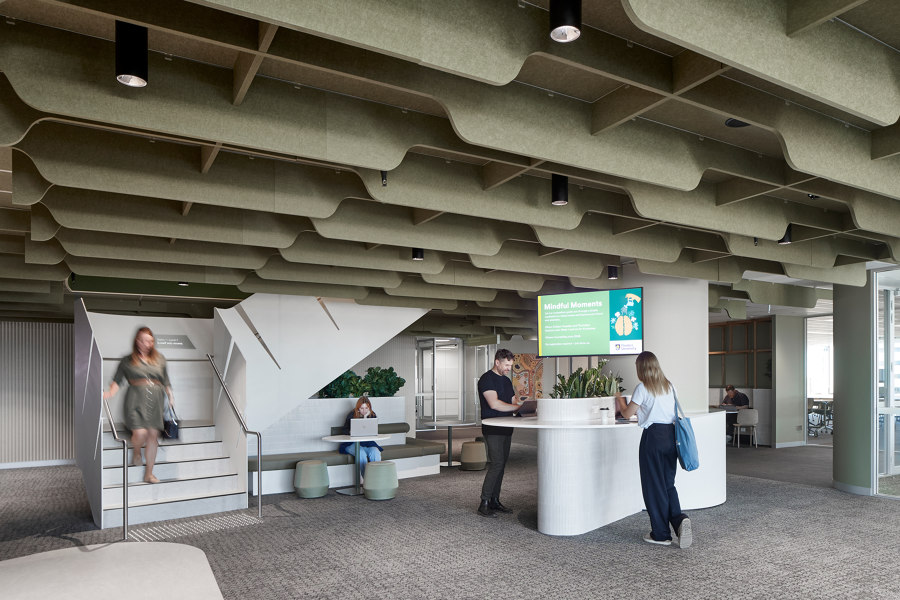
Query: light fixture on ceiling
607 265 619 280
753 237 759 246
115 20 149 87
380 170 387 186
412 248 424 261
177 281 189 287
549 0 581 43
551 173 568 206
724 118 750 128
807 193 820 199
777 224 792 245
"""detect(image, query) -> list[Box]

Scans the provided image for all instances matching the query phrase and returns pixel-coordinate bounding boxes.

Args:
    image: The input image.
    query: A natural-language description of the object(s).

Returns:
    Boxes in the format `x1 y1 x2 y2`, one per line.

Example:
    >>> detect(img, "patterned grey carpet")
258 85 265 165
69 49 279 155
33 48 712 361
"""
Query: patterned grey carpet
2 444 900 599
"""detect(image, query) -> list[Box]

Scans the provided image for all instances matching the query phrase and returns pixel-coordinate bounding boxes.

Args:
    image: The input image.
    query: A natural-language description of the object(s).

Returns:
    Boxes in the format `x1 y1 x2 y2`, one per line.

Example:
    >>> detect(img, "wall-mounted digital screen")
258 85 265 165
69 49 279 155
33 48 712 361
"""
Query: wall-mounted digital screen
537 287 643 358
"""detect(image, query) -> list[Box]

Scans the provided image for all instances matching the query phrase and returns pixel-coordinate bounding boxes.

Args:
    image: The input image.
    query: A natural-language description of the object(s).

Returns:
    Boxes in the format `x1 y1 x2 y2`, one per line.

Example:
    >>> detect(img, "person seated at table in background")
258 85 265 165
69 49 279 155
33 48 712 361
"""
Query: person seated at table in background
339 396 383 477
720 385 750 409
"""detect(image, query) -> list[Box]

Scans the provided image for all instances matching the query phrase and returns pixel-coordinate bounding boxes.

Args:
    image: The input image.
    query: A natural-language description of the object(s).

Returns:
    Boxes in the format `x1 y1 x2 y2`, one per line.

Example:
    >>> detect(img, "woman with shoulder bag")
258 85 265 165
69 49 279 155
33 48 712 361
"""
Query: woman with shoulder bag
615 351 692 548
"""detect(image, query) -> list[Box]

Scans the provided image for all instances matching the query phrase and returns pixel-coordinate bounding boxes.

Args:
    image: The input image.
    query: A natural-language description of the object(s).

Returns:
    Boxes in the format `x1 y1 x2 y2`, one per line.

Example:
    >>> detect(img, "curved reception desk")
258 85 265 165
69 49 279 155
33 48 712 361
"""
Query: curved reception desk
482 397 725 536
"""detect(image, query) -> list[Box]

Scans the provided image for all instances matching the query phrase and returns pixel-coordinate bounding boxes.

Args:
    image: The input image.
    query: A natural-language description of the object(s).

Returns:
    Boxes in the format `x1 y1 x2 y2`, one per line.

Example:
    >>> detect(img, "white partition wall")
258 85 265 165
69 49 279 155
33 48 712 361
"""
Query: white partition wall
73 301 104 527
213 294 427 439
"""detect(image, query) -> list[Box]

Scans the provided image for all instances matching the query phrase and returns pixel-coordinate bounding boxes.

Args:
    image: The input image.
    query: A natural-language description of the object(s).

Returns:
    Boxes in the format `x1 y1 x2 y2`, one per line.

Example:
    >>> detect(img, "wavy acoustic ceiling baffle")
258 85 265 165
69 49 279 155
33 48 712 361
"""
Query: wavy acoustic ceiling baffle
0 0 898 334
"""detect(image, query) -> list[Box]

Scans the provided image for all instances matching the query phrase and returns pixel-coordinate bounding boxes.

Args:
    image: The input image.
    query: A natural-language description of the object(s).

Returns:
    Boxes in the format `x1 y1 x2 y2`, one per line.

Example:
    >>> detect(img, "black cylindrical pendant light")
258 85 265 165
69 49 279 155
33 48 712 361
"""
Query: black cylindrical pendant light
550 0 581 43
412 248 424 261
551 174 568 206
607 265 619 280
116 20 148 87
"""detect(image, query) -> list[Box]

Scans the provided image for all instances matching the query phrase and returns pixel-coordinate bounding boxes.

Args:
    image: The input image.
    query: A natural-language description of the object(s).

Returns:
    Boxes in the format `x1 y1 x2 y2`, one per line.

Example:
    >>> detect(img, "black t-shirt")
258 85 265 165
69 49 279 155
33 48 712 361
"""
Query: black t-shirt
731 391 750 407
479 369 515 437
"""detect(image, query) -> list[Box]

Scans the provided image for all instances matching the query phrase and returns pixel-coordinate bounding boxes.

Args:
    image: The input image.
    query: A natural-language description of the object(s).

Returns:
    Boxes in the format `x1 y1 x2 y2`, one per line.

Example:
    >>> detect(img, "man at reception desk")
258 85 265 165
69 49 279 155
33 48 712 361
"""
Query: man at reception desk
477 349 525 518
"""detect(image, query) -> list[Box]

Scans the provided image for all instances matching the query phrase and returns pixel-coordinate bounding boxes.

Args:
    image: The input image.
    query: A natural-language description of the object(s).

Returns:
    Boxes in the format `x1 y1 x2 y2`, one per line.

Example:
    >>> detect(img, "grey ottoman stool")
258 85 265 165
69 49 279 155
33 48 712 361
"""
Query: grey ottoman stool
363 461 398 500
294 460 329 498
460 440 488 470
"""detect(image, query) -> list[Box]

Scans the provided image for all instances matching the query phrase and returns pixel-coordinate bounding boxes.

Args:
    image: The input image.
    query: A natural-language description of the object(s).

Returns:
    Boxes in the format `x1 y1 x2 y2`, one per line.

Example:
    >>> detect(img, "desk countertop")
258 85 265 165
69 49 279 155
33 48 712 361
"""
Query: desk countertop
483 411 715 430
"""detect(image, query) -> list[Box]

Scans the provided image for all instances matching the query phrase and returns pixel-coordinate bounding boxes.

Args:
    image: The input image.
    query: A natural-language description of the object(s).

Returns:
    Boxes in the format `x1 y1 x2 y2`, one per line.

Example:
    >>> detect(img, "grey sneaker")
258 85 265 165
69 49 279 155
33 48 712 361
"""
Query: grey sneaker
642 532 672 546
677 518 693 548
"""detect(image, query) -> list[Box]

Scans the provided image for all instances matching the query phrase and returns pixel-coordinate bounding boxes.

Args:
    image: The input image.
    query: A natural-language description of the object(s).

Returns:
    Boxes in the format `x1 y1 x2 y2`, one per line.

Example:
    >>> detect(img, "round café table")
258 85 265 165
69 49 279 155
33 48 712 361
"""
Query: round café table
425 420 476 467
322 434 390 496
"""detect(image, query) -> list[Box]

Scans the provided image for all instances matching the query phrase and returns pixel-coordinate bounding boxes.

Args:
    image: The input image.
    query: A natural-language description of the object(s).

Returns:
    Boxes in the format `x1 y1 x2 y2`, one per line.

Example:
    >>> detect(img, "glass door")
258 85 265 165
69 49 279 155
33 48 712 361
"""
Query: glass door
415 338 435 430
876 272 900 496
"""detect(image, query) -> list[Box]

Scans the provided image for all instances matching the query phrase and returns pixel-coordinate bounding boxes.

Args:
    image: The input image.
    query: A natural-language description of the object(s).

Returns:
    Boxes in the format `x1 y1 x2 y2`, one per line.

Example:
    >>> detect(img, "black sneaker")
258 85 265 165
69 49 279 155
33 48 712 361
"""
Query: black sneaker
477 500 497 518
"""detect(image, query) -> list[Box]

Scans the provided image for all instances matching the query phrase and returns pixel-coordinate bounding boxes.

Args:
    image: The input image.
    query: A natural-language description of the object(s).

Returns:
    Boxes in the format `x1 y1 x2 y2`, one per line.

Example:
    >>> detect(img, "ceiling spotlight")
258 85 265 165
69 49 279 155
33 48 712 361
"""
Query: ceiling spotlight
807 193 820 199
412 248 424 261
724 118 750 128
177 281 189 287
777 224 792 245
380 170 387 186
753 237 758 246
551 173 568 206
607 265 619 280
549 0 581 43
115 21 149 87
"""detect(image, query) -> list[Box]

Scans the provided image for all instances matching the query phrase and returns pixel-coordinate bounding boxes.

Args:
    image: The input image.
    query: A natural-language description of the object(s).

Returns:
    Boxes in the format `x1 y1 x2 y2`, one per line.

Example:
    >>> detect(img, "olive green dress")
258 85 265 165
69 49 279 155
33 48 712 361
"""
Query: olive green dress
113 355 171 432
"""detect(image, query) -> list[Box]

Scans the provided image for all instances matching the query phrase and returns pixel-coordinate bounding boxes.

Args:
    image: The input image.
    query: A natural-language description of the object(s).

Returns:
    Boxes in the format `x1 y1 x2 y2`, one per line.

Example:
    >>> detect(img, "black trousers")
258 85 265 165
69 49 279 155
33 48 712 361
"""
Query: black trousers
481 433 512 502
639 423 687 541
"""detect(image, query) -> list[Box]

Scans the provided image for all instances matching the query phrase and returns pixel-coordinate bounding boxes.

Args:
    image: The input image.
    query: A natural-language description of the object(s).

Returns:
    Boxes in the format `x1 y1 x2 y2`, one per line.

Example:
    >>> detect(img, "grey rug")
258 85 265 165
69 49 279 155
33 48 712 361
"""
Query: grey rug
3 444 900 599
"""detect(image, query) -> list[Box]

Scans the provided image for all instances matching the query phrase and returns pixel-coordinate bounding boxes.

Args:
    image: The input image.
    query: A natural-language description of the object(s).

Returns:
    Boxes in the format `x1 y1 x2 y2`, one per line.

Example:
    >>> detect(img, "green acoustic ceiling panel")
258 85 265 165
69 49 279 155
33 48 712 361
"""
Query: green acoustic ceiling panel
39 187 307 248
357 289 456 311
14 123 364 217
622 0 900 125
384 278 497 303
23 237 65 265
469 241 609 280
65 257 247 285
256 256 404 289
422 262 545 293
311 198 534 255
278 232 447 274
534 215 681 262
237 274 368 300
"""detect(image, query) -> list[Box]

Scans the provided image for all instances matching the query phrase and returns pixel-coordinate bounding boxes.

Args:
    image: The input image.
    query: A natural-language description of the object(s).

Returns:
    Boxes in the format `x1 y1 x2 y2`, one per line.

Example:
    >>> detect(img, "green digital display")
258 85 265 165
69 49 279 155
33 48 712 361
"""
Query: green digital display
537 287 643 358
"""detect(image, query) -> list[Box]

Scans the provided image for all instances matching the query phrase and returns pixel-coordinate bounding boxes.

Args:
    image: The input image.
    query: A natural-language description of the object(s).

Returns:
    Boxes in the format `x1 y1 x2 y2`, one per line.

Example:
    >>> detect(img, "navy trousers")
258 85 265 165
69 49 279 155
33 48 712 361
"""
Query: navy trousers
639 423 687 542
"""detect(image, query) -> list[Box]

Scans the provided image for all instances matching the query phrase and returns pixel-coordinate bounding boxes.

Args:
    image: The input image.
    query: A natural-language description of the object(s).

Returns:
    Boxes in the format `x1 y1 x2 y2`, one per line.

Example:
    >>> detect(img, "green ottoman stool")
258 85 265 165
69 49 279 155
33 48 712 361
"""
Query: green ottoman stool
294 460 329 498
363 461 398 500
460 440 487 470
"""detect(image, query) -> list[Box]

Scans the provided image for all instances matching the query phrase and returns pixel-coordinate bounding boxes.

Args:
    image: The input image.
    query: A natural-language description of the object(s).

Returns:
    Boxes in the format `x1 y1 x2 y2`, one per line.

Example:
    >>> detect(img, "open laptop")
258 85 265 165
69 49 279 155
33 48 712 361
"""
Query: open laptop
350 417 378 437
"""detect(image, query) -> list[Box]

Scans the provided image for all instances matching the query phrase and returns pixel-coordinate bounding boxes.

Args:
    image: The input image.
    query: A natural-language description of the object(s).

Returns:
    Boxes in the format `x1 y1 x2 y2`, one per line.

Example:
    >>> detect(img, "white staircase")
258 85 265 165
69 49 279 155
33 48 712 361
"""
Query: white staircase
101 422 247 528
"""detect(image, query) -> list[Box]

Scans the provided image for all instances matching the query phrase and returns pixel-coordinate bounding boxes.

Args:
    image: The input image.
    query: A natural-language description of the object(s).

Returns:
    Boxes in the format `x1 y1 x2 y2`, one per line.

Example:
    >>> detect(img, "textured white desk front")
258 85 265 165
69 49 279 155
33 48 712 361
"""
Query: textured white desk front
482 411 725 536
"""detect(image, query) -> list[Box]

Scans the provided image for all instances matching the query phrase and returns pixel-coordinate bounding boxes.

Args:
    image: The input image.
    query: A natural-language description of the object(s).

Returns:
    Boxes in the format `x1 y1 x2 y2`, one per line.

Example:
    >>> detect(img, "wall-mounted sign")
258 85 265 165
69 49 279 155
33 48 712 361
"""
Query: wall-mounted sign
154 334 195 349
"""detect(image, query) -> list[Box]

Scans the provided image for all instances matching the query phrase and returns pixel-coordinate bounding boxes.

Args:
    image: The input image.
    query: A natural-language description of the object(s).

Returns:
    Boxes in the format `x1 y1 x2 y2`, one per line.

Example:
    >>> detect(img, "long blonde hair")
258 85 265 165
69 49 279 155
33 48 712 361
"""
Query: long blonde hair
130 326 162 366
635 351 671 396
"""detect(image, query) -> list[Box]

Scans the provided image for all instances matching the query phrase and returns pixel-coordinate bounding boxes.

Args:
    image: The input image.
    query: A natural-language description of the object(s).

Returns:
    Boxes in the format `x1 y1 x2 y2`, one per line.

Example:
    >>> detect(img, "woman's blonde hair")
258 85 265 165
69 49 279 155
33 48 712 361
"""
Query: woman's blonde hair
635 351 671 397
130 326 161 366
353 397 376 419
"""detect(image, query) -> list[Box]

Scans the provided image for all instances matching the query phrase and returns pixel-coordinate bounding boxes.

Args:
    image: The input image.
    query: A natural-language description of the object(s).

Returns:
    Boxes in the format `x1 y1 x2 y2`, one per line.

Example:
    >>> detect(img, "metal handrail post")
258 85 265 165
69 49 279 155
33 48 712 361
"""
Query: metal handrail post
102 398 128 540
205 354 263 518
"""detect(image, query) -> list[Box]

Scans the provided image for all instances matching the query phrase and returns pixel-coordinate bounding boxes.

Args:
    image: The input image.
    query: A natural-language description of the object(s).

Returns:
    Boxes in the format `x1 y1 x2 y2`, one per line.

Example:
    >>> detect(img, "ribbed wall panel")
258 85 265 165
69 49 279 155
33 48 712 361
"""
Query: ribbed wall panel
0 321 74 464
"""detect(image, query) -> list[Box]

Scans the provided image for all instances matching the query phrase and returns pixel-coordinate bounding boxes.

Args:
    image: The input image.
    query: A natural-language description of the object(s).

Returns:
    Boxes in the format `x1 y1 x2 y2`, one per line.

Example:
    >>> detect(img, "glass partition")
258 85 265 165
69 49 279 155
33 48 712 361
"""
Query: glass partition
806 315 833 446
875 270 900 497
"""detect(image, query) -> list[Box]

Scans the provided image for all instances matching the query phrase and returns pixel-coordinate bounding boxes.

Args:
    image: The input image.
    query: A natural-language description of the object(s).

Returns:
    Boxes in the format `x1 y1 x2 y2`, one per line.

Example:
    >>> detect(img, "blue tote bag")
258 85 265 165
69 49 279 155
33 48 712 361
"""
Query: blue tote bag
673 391 699 471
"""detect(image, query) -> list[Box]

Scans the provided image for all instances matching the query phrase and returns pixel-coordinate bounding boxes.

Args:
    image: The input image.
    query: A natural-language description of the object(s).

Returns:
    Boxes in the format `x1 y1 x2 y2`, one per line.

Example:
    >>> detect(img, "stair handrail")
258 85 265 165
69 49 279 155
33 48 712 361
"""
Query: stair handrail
102 396 129 540
205 353 262 518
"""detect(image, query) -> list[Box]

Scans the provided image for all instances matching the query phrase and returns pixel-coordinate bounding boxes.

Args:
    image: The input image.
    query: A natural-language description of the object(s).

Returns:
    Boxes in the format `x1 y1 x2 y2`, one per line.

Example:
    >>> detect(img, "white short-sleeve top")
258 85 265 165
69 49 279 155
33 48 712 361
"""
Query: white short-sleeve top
630 382 676 429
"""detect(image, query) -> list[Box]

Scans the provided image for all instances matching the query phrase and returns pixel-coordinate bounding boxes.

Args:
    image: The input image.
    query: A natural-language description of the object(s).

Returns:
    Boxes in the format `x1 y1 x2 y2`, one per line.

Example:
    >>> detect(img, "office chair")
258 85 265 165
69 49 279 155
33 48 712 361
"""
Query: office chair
733 409 759 448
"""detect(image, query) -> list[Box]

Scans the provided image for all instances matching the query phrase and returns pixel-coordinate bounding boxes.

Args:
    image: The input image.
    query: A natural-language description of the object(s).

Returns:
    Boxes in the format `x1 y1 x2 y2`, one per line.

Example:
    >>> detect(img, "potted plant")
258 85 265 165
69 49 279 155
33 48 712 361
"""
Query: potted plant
549 360 623 399
318 367 406 398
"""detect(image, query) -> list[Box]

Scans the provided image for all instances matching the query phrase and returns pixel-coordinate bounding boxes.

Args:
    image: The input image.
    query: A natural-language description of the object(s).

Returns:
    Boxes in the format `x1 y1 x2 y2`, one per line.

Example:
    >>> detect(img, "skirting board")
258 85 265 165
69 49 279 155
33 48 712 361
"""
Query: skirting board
833 480 874 496
249 454 440 496
0 459 76 470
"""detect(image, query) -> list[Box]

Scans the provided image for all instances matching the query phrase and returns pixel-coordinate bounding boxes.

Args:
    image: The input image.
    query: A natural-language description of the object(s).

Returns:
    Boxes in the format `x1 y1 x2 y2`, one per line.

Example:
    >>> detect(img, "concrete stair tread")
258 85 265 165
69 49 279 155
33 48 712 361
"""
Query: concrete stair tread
102 456 230 470
103 438 222 451
103 420 213 433
103 471 238 490
105 487 245 510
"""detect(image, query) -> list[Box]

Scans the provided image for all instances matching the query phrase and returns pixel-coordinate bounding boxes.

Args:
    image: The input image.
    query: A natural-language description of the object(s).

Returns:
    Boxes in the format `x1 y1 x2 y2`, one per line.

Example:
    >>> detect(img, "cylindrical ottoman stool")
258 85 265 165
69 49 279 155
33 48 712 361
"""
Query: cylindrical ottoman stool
363 461 398 500
294 460 329 498
460 440 487 471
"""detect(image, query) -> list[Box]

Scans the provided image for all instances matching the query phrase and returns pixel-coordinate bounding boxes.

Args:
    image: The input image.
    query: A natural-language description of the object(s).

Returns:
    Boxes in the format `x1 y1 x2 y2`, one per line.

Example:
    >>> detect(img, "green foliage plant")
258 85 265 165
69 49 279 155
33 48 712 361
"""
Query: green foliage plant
549 360 624 399
318 367 407 398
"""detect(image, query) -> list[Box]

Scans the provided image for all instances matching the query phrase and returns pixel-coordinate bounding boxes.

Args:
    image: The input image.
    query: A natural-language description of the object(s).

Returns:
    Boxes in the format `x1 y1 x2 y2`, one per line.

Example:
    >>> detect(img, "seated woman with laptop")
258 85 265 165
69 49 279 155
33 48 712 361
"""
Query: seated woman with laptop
340 396 383 477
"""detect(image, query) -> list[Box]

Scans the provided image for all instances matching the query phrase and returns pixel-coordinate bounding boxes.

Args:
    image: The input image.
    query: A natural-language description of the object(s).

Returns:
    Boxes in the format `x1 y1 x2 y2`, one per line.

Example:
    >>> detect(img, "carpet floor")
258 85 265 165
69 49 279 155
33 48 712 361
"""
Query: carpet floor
2 442 899 599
